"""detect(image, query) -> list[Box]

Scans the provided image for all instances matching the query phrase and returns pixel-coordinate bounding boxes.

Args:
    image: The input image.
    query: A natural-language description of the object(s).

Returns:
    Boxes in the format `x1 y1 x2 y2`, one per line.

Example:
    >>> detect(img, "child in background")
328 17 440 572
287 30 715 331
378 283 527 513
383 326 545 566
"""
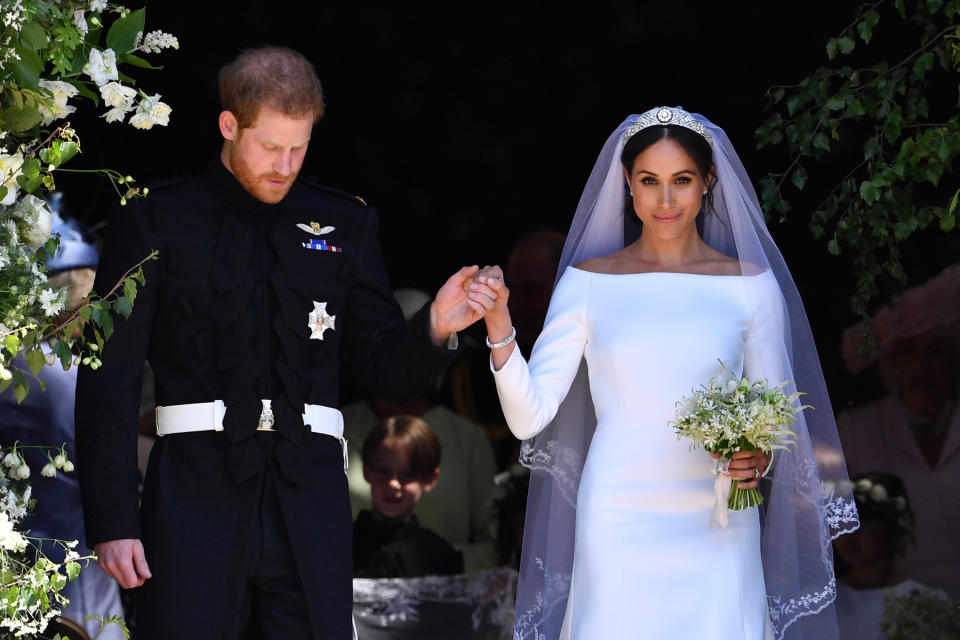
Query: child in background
353 415 464 578
833 472 955 639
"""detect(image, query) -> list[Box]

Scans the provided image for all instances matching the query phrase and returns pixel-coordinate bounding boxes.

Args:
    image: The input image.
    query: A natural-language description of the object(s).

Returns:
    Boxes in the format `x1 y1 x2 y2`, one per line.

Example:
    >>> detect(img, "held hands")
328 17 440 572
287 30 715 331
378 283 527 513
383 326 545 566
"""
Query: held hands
429 265 496 345
469 266 515 369
94 538 152 589
712 449 772 490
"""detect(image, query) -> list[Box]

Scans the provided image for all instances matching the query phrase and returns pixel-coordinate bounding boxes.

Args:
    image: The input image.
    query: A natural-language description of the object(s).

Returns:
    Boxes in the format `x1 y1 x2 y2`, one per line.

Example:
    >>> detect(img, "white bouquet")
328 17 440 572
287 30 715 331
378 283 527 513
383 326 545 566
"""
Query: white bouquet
670 362 805 526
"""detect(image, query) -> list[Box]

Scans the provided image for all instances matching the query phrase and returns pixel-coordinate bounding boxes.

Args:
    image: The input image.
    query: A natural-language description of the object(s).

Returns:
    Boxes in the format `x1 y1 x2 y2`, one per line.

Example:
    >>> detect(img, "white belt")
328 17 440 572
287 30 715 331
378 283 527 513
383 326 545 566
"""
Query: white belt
155 400 348 469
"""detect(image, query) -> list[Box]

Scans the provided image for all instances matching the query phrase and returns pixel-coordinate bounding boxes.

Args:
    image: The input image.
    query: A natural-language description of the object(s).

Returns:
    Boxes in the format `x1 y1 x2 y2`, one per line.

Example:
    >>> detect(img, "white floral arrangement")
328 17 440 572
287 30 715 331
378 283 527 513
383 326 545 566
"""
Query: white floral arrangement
670 362 804 515
0 2 173 637
0 443 100 638
881 587 960 639
0 0 171 400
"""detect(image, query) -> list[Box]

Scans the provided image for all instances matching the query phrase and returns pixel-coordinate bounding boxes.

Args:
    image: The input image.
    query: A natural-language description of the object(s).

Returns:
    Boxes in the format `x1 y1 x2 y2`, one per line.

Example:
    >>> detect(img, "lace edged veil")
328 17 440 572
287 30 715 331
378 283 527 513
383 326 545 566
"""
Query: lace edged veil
513 110 860 640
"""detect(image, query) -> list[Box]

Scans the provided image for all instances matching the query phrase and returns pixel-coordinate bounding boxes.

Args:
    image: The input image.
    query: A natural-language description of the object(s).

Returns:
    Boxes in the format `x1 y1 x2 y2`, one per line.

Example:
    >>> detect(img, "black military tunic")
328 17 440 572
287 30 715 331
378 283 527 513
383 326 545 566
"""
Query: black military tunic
75 161 458 639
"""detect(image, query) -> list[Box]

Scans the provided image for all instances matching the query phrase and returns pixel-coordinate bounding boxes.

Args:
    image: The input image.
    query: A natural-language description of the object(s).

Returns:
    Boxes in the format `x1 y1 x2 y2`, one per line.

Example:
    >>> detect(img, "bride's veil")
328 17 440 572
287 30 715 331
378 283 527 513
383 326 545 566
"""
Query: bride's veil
512 109 859 640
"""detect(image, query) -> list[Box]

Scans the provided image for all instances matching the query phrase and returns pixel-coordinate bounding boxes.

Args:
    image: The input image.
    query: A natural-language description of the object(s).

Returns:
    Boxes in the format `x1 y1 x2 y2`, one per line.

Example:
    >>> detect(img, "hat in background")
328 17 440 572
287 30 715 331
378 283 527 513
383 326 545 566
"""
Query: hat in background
45 194 99 273
842 263 960 374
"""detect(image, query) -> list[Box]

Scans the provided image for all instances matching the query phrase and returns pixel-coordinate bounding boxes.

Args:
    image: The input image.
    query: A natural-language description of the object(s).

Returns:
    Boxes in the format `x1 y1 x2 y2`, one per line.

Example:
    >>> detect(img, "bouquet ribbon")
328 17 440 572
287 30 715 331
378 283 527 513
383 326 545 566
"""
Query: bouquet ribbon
710 473 731 530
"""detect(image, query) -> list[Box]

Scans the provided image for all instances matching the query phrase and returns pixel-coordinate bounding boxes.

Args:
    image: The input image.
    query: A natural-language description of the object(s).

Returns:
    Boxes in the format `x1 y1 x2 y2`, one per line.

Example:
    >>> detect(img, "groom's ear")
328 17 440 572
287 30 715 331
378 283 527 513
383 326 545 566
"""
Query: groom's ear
218 110 239 141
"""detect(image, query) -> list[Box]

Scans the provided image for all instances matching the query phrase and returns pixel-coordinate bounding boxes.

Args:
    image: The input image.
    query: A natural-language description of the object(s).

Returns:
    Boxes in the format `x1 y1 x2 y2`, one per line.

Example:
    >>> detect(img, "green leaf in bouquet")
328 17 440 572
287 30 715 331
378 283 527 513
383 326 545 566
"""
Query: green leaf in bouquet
58 141 79 165
13 380 28 404
17 172 44 194
0 377 12 395
0 186 6 202
123 276 138 302
20 156 41 180
120 53 164 71
78 305 92 323
11 47 42 90
52 338 73 370
44 237 59 262
106 8 146 54
0 96 43 133
25 347 45 376
114 295 132 318
3 334 20 357
99 312 113 341
65 561 81 581
19 22 50 50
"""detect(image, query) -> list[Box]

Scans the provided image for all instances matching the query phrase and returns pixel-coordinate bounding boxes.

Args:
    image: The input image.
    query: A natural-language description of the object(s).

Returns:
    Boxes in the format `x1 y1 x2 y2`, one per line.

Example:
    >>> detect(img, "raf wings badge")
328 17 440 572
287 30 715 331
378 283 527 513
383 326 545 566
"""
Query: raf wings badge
308 301 336 340
298 222 342 253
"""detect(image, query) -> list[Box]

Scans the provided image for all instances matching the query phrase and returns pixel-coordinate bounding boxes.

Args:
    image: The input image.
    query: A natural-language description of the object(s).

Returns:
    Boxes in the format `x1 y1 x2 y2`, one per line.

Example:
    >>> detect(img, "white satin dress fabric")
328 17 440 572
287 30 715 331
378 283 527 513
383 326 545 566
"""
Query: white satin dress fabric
493 267 779 639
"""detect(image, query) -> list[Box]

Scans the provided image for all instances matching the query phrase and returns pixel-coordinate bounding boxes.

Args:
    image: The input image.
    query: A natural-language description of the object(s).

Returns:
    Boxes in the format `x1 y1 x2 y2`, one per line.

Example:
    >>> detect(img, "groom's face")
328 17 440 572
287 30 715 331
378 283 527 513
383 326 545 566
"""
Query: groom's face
222 106 313 203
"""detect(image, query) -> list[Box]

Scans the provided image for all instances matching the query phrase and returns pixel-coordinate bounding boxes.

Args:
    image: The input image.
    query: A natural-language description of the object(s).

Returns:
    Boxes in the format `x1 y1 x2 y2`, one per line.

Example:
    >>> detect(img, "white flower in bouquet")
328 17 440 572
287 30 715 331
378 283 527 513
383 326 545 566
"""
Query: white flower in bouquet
670 361 805 526
0 152 24 206
136 30 179 54
0 511 27 552
73 9 88 36
37 80 79 126
38 287 64 317
130 93 172 129
99 81 137 109
16 194 53 248
82 47 118 86
90 0 108 11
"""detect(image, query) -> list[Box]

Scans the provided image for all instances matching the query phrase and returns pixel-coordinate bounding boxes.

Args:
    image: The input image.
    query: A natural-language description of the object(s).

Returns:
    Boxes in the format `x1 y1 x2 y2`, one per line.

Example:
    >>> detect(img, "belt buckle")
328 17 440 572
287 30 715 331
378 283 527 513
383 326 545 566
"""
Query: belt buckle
257 399 276 432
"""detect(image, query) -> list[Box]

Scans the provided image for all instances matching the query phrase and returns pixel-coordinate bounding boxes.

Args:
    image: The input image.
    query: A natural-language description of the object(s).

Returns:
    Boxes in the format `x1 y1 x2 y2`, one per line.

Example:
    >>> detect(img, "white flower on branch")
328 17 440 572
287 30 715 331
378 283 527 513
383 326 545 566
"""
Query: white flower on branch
0 152 24 206
37 80 79 126
137 30 179 54
73 9 88 36
40 463 56 478
0 511 27 552
129 93 172 129
89 0 107 10
102 106 129 123
82 48 118 87
16 194 53 249
38 288 64 317
99 81 136 109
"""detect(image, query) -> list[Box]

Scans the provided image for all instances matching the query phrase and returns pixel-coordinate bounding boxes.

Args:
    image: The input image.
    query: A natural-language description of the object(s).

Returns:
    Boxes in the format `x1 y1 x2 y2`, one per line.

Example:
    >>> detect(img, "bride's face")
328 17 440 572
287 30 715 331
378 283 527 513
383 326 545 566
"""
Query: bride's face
623 138 711 239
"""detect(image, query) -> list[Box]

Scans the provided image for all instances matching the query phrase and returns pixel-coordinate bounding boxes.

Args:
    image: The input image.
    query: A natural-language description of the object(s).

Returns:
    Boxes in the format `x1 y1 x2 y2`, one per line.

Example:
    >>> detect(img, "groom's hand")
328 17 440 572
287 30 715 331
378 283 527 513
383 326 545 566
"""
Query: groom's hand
429 265 500 345
95 538 152 589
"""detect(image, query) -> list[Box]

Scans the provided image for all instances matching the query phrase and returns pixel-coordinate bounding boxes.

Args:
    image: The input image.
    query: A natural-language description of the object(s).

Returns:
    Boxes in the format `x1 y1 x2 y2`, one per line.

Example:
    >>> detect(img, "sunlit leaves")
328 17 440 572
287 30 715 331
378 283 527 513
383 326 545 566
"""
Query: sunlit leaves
756 0 960 326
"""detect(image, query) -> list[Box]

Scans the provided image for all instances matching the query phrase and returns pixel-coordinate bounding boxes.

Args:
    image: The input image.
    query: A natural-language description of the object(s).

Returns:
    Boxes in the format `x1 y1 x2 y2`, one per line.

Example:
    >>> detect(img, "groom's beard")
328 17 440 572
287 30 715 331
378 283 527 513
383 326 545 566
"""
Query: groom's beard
229 145 298 204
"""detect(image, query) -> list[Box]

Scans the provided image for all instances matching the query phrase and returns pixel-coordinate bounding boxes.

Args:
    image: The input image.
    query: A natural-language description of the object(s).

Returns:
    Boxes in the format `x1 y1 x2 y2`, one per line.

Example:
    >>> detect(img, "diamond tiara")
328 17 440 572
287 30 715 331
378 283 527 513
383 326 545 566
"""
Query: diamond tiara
624 106 712 145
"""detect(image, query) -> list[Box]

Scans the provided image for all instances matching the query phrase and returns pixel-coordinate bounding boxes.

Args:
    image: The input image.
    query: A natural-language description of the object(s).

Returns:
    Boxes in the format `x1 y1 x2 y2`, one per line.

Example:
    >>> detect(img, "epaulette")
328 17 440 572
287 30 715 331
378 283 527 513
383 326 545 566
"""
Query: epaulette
299 176 368 207
139 173 191 194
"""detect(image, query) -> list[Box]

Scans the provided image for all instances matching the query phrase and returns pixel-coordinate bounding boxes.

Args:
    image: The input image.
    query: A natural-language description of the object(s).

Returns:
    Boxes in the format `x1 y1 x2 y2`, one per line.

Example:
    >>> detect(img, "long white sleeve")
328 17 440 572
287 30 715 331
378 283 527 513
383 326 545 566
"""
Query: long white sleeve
743 270 789 474
491 267 590 440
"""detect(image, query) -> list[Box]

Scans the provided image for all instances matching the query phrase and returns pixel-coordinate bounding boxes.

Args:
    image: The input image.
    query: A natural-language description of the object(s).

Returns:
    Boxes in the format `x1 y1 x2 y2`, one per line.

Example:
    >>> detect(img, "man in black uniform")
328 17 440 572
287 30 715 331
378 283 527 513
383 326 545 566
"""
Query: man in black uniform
75 46 497 639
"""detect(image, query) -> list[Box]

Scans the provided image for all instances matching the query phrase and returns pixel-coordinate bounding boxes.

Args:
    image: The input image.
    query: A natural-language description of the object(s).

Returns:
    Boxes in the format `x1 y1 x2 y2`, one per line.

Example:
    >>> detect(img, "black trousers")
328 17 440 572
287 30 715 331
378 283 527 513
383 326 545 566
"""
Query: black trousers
135 433 352 640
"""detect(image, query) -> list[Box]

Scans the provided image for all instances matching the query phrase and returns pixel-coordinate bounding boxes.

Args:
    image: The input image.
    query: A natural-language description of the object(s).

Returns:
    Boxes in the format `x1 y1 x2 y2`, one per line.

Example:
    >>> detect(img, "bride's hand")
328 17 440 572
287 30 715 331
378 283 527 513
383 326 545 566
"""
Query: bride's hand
713 449 771 490
469 265 511 335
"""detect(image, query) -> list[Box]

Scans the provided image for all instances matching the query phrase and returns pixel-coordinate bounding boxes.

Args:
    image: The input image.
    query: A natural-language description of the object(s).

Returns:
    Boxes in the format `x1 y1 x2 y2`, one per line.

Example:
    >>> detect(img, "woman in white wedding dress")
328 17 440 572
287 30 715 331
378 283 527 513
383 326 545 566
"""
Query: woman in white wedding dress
466 108 859 640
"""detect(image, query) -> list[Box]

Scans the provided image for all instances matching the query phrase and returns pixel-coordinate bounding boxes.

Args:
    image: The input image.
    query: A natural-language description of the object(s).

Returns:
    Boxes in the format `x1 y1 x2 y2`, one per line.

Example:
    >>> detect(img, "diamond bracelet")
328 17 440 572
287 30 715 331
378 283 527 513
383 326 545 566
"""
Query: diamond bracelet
486 326 517 349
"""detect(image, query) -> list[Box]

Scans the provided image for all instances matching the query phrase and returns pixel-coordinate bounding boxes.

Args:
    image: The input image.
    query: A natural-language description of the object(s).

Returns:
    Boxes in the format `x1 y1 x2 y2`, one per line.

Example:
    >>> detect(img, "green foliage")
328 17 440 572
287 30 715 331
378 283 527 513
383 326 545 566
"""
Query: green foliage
756 0 960 322
0 0 175 402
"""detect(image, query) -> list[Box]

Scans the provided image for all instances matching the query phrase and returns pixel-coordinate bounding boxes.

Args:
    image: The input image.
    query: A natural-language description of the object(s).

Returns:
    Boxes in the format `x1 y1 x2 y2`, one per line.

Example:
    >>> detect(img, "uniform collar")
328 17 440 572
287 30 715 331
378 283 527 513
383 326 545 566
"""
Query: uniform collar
203 157 283 214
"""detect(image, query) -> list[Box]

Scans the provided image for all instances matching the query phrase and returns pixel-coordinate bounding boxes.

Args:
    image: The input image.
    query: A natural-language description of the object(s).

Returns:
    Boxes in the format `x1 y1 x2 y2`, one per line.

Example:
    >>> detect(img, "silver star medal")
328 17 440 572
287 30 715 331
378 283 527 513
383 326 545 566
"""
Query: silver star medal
297 222 335 236
308 301 336 340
